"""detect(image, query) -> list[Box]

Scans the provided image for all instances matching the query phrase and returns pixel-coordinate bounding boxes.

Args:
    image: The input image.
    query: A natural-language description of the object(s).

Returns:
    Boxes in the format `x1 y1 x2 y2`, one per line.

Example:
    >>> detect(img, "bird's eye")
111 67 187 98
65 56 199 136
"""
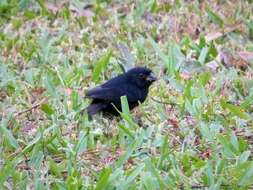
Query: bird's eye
139 73 145 79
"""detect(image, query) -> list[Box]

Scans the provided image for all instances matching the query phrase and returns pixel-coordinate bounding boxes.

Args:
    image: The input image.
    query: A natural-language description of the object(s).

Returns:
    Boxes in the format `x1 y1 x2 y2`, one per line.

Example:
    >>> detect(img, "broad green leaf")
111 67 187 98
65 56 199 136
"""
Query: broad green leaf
238 162 253 186
140 172 157 190
108 168 123 185
205 161 214 187
167 43 184 75
184 80 193 100
36 0 49 14
248 20 253 39
198 46 209 65
147 34 168 68
157 135 169 168
133 1 145 22
230 132 239 153
19 0 31 10
0 116 19 149
22 133 41 154
44 74 56 97
71 91 79 110
118 43 134 71
95 167 112 190
198 122 214 141
120 112 139 129
24 10 37 19
167 77 184 92
92 50 112 83
55 67 65 86
120 96 130 116
238 151 251 164
149 0 158 12
34 177 45 190
48 157 62 177
215 159 226 175
217 135 237 157
41 103 54 116
115 133 144 168
87 132 95 150
30 148 44 169
145 159 166 190
118 123 134 139
115 96 138 130
0 160 15 186
206 7 224 27
123 164 145 187
198 36 206 49
24 69 35 86
220 100 249 119
75 131 87 156
199 72 211 86
241 95 253 109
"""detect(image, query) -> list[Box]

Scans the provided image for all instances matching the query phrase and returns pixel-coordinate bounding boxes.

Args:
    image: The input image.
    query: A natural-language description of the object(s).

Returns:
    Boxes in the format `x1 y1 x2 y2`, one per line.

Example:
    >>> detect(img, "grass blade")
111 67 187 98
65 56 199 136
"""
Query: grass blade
92 50 112 83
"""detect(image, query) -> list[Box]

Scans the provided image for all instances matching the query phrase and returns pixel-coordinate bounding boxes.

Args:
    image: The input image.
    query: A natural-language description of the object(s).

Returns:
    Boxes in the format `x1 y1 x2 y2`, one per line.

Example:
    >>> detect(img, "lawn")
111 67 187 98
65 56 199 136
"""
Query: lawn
0 0 253 189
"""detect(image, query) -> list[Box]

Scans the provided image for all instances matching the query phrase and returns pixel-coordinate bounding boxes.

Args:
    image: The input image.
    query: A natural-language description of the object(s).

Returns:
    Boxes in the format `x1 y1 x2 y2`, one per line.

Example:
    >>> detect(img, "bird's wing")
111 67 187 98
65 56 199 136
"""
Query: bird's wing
87 86 140 102
87 86 126 101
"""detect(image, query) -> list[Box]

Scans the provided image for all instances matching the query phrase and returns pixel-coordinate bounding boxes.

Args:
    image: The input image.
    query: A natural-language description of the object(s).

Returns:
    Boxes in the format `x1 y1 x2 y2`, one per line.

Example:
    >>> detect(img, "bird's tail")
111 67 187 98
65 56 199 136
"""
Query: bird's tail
87 103 106 117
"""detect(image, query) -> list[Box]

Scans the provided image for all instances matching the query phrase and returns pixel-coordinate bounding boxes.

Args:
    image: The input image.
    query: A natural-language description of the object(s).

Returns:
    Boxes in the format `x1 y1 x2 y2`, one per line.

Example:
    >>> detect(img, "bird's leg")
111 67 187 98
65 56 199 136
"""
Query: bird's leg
102 116 117 138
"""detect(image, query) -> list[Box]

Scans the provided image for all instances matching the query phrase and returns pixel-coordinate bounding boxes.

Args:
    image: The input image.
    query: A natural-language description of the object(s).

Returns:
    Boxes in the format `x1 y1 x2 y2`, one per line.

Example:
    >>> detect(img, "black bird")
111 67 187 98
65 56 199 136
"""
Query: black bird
86 67 156 117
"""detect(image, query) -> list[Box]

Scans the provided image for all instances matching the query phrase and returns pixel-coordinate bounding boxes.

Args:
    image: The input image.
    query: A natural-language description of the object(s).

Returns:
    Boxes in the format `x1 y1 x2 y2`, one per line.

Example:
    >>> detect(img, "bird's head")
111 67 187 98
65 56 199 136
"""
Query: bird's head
126 67 157 88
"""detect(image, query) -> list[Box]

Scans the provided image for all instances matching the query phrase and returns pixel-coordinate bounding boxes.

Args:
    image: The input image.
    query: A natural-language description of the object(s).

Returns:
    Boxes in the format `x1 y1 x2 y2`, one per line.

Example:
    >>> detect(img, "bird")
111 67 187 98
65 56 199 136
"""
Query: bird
86 67 157 118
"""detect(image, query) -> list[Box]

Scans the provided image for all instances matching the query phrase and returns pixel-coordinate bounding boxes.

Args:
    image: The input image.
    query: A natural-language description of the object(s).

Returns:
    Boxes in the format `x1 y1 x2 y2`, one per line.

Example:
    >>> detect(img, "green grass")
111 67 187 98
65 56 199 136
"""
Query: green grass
0 0 253 189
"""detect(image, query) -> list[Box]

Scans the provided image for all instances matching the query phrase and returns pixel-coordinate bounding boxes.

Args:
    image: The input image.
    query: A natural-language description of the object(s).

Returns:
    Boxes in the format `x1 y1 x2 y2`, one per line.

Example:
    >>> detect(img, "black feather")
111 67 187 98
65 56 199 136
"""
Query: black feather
86 67 156 118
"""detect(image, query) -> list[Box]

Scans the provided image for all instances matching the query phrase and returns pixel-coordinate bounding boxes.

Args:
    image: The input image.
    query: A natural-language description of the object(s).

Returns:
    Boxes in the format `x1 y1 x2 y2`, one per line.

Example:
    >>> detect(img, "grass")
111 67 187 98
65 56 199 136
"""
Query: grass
0 0 253 189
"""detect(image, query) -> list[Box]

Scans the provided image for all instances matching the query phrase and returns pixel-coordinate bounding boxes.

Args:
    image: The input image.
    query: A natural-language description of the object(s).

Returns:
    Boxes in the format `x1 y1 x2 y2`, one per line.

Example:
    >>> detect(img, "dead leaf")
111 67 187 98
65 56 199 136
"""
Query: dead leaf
22 121 37 136
46 1 68 14
81 9 94 19
0 91 7 101
29 87 46 103
233 58 248 70
219 49 248 69
180 70 192 80
64 88 73 97
30 87 46 97
185 116 197 126
238 51 253 64
168 118 179 128
124 157 135 170
206 60 219 71
200 149 212 159
204 23 243 42
69 4 94 20
205 31 223 42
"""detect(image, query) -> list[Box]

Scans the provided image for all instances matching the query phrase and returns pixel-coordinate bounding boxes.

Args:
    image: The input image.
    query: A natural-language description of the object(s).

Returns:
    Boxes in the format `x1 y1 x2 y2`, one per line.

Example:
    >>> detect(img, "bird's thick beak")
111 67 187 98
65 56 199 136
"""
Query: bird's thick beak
146 72 157 82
